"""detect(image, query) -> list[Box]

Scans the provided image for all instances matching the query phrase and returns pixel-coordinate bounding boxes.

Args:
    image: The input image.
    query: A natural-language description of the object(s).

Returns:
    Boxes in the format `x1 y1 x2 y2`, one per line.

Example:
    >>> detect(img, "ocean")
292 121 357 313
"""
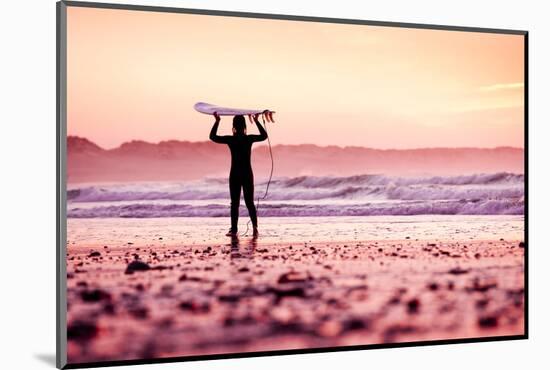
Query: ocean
67 172 524 218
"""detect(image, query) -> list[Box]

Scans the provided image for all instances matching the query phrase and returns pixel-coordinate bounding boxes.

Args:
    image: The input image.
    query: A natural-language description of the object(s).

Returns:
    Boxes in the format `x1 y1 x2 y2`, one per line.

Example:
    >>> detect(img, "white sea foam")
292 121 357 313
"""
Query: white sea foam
67 173 524 218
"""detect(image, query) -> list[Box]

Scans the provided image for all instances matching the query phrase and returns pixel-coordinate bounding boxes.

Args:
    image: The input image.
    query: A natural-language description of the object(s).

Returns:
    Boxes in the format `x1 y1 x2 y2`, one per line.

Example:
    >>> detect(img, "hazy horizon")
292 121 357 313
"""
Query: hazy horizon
69 134 524 151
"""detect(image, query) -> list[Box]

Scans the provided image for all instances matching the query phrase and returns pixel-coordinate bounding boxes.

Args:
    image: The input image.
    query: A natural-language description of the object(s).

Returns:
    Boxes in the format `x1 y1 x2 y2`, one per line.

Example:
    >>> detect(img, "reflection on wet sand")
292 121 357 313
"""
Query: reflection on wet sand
229 235 258 260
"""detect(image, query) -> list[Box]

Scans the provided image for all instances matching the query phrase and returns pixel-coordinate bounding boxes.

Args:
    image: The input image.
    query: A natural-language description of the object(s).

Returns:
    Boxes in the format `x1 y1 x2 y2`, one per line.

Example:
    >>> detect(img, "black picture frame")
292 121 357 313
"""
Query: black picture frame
56 1 528 368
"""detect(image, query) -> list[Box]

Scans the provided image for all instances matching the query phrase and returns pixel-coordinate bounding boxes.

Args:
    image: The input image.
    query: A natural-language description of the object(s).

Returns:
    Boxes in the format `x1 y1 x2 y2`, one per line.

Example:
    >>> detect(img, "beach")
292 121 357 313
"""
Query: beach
66 215 525 363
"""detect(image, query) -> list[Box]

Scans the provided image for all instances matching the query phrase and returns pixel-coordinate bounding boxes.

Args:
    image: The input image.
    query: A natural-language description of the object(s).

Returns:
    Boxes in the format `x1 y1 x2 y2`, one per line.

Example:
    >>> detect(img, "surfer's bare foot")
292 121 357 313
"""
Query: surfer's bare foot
225 229 237 237
253 227 259 237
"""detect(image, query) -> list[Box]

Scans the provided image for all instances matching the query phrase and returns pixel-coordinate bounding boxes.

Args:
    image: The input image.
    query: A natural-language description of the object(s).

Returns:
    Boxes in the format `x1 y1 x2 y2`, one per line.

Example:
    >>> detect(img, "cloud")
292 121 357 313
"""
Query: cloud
479 82 524 92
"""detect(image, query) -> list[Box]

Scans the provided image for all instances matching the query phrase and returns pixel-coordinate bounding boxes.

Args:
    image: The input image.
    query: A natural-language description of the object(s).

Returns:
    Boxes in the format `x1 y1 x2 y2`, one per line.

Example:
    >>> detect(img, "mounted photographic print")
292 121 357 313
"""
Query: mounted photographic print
56 1 527 368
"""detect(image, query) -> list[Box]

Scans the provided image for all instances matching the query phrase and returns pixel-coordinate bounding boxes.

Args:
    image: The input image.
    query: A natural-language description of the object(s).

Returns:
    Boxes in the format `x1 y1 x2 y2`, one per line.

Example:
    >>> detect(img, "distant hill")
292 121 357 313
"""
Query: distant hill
67 136 524 183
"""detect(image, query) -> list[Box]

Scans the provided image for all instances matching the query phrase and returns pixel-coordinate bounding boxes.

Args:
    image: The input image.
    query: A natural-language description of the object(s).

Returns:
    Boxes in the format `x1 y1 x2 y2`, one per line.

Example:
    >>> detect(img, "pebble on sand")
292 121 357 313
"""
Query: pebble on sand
125 260 151 274
342 317 368 331
478 315 499 328
67 320 98 342
269 286 306 302
448 267 469 275
407 298 420 314
178 300 211 314
80 289 111 303
467 278 497 293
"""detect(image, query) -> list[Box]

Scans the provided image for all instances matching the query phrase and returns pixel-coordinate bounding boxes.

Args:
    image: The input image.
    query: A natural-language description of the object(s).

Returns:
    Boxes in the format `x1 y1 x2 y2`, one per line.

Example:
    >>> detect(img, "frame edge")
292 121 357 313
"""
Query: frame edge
62 0 527 35
523 32 531 339
56 1 68 369
55 1 529 368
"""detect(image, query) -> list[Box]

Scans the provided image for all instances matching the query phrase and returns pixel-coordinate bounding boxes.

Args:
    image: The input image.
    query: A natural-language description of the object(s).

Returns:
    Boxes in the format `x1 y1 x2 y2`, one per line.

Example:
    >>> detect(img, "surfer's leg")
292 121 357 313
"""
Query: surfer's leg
229 175 241 233
243 172 257 228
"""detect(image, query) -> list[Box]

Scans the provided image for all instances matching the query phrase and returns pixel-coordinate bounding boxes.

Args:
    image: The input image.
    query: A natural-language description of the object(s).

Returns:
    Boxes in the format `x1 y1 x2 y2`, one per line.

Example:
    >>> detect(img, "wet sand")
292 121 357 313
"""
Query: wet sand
66 216 525 364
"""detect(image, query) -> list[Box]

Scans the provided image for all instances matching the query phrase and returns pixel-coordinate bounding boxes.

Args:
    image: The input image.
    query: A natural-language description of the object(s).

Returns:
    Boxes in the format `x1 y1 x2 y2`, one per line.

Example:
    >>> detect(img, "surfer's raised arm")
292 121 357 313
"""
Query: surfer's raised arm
248 112 268 143
209 112 231 144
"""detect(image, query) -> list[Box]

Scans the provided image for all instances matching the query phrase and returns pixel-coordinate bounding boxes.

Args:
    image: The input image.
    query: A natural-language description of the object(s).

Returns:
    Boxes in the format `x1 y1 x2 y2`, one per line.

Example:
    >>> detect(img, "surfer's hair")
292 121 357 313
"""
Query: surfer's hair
233 115 246 135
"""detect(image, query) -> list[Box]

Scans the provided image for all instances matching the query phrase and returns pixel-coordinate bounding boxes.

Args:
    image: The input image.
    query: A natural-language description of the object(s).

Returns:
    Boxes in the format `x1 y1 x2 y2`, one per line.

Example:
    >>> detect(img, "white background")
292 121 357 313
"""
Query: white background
1 0 548 369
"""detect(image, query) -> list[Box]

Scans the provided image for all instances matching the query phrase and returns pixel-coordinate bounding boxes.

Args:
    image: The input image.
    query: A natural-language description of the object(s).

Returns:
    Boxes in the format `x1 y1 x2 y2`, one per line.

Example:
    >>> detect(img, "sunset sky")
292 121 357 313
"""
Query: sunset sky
67 6 525 149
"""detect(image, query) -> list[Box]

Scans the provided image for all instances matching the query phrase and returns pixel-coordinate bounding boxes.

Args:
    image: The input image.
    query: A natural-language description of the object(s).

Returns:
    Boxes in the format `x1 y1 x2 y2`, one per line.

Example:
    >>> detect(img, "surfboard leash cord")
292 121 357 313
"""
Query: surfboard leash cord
242 114 274 236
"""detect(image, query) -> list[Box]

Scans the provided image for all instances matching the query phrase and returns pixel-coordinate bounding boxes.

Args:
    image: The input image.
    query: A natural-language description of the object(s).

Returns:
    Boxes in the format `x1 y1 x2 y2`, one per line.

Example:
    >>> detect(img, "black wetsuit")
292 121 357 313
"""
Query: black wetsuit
209 121 268 232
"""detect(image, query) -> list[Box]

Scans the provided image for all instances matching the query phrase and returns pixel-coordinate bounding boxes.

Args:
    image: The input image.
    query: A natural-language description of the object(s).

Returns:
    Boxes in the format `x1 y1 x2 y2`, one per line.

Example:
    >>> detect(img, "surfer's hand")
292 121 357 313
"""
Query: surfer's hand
252 113 260 123
213 111 220 122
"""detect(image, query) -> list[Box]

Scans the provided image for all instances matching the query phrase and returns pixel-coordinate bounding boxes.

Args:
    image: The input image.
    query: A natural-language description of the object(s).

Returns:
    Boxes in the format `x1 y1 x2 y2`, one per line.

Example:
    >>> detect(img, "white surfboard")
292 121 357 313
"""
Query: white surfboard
194 102 275 122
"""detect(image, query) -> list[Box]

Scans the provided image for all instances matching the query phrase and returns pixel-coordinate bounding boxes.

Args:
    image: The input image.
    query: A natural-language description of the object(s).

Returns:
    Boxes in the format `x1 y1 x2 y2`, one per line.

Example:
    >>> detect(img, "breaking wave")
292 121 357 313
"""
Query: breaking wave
68 198 524 218
67 173 524 218
68 172 523 203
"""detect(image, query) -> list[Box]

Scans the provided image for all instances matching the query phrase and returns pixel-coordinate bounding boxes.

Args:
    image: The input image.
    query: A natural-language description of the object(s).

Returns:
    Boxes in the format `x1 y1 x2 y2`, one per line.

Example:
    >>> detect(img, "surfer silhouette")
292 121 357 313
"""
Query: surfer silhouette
209 111 268 236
